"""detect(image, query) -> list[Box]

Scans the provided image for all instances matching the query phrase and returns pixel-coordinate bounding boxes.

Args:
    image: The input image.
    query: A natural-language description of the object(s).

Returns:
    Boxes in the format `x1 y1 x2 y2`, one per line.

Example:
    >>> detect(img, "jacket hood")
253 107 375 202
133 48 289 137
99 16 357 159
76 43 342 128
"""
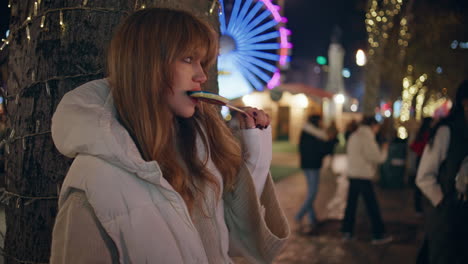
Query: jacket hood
356 125 374 136
51 79 164 185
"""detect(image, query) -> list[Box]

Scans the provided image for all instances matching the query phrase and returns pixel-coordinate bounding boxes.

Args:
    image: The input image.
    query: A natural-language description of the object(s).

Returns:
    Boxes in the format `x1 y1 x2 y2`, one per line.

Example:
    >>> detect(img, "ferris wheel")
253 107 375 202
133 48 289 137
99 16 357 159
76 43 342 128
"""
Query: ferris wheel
218 0 291 99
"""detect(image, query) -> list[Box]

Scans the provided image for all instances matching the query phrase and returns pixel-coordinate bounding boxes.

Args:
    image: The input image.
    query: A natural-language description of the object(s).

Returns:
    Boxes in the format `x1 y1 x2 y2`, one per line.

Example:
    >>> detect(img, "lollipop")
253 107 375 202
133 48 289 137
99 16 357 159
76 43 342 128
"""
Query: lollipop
187 91 248 115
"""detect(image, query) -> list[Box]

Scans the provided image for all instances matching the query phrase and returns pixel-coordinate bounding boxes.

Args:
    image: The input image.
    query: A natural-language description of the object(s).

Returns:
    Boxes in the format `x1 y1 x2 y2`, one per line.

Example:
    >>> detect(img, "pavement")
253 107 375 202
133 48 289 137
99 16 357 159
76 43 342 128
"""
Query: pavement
270 151 425 264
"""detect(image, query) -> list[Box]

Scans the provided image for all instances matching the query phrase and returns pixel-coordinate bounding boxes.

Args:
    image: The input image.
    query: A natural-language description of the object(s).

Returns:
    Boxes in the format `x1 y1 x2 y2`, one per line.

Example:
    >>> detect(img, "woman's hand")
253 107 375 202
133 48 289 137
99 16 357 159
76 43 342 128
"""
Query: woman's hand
237 107 270 130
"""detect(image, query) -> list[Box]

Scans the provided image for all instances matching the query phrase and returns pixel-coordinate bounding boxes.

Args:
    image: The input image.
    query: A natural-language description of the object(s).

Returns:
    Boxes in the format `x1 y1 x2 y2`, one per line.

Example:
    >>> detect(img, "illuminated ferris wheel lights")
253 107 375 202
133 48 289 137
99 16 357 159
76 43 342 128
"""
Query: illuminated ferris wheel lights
240 43 281 51
279 27 292 65
242 10 274 35
279 52 289 65
267 71 281 89
241 55 277 72
231 2 262 33
225 2 262 35
236 57 272 82
242 31 280 45
239 50 280 61
218 0 291 97
239 20 278 43
259 0 282 22
237 62 264 89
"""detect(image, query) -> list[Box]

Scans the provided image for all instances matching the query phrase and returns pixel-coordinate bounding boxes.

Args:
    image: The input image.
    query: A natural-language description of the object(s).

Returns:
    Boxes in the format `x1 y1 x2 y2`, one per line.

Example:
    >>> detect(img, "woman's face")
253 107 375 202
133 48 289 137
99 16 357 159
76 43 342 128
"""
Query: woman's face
167 51 207 118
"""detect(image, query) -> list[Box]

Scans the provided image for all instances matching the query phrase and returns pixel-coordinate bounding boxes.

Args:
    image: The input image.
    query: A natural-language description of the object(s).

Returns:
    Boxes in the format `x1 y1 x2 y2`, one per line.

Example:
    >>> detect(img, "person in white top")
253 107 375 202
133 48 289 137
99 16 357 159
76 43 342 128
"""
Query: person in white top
50 8 289 263
341 116 392 245
416 79 468 264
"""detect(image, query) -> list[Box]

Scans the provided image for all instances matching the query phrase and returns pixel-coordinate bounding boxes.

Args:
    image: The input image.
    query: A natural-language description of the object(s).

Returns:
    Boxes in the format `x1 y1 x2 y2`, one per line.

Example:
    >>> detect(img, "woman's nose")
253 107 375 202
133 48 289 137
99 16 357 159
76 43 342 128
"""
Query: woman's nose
194 67 207 84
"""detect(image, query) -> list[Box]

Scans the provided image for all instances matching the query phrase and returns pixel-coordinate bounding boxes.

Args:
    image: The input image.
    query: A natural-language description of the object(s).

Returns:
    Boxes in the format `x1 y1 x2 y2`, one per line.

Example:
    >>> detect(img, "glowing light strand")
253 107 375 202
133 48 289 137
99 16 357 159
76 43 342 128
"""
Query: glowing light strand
0 6 127 51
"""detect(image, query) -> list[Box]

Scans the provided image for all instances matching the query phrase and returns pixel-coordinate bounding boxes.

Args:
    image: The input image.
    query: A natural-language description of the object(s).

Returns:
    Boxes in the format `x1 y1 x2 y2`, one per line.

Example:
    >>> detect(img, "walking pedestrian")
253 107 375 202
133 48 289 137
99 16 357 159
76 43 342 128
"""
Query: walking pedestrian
416 79 468 264
49 7 289 263
326 119 359 220
341 116 392 244
295 115 337 233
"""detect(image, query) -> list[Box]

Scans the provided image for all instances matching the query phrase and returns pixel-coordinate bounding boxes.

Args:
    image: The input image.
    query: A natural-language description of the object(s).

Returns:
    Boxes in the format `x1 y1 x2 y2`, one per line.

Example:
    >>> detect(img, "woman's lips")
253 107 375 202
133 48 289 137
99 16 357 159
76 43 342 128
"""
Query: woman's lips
190 97 199 104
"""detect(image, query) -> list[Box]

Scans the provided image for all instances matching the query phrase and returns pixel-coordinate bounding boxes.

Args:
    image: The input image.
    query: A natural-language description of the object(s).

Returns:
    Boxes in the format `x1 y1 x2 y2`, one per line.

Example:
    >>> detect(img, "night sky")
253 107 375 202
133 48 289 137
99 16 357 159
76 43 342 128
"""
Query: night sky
284 0 368 68
0 0 368 99
0 0 368 97
0 0 368 66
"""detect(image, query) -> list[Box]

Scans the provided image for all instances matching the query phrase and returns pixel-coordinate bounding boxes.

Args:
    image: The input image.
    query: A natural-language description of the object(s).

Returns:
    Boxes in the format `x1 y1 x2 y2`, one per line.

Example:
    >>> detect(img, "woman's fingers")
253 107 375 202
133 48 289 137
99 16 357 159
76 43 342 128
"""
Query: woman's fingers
237 111 256 129
237 107 270 129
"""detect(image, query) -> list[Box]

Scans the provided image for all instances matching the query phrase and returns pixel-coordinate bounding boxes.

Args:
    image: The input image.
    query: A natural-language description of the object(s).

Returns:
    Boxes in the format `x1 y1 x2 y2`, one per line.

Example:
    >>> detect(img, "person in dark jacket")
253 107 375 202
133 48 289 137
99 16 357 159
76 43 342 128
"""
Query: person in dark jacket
295 115 337 232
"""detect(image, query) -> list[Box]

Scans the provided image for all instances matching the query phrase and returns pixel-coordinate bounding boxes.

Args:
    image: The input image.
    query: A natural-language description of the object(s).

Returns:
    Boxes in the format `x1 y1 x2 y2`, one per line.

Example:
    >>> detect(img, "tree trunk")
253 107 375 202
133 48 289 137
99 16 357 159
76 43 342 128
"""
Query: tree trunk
3 0 218 263
363 58 380 115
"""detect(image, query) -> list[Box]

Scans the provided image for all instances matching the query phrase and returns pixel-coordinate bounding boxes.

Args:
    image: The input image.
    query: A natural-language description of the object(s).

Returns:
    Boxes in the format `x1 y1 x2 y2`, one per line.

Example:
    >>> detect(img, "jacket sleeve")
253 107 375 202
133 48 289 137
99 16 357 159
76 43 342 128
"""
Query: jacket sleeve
50 190 118 264
240 126 272 197
224 164 290 263
362 136 388 165
416 126 449 206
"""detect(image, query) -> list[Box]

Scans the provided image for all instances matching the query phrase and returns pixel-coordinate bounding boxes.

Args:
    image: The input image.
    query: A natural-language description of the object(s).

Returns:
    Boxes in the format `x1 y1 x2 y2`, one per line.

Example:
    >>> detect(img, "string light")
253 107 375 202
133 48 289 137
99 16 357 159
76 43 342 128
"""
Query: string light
209 0 219 14
415 87 427 120
1 3 219 53
59 10 64 28
1 129 51 156
45 82 50 96
34 1 38 16
400 71 427 122
0 39 8 51
26 25 31 41
2 70 103 102
40 15 45 28
0 6 126 53
0 187 58 208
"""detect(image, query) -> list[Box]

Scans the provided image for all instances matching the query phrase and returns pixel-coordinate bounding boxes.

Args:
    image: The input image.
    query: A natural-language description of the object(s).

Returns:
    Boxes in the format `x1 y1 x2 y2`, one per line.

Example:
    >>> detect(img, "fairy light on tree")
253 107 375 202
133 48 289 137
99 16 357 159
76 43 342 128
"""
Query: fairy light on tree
363 0 405 114
399 69 427 122
415 86 427 120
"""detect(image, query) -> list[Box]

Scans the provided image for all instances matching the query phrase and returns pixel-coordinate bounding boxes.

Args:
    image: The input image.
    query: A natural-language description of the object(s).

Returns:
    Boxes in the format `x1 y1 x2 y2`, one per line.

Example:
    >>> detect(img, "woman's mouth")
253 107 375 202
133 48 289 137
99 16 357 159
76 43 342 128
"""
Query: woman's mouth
190 97 199 104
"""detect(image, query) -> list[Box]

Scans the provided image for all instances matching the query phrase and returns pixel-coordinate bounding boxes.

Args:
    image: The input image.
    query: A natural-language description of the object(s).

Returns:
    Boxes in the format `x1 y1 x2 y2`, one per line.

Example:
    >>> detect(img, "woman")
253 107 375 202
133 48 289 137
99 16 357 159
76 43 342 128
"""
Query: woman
296 115 336 233
416 80 468 264
50 8 289 263
409 117 433 213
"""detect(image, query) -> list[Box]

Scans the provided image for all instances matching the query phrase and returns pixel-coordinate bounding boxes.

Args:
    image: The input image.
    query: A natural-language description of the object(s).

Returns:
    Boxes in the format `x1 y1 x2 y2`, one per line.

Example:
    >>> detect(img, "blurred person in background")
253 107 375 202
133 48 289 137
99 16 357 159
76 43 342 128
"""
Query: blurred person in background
416 80 468 264
409 117 433 214
295 114 337 233
326 119 359 220
341 116 392 244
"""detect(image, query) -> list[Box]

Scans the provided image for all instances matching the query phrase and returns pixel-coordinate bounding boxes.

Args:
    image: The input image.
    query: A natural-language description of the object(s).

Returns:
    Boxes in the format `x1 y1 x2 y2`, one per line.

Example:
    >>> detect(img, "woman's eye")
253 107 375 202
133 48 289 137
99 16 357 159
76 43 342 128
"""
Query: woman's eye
183 57 193 63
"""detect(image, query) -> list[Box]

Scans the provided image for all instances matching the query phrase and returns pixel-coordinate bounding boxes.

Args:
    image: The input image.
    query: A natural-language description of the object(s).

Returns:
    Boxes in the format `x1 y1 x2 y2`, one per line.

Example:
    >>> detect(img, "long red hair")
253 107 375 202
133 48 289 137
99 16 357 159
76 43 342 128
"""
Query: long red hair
107 8 242 212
